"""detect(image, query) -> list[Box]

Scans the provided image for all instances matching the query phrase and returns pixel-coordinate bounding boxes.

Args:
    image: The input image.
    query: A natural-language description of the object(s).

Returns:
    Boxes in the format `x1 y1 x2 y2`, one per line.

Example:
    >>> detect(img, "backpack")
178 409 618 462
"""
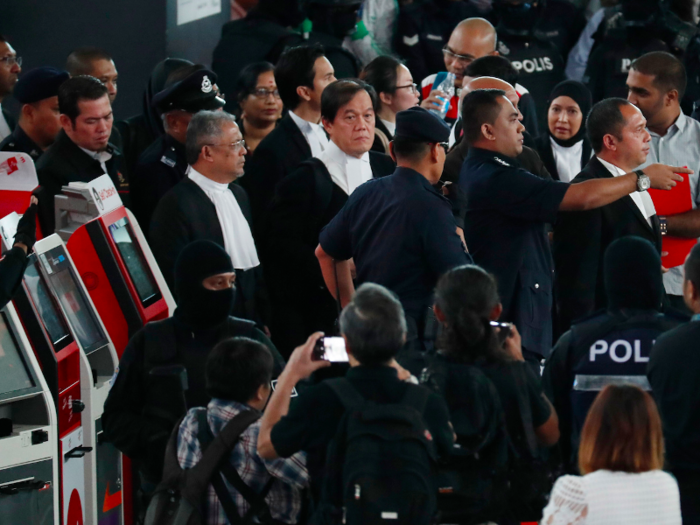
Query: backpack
420 356 510 524
317 378 438 525
144 409 274 525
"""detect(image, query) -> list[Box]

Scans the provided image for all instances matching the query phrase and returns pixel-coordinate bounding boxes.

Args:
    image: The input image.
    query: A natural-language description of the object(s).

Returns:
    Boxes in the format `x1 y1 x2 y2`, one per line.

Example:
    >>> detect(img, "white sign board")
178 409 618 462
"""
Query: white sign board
0 152 39 191
177 0 221 25
67 174 123 216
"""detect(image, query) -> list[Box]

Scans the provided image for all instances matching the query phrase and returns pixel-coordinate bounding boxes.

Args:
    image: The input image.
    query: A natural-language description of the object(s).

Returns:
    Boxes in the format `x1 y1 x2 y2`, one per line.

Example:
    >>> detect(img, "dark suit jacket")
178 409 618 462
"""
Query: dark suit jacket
553 156 662 332
239 113 312 234
370 118 393 155
534 134 592 181
149 178 269 326
261 151 395 352
36 130 126 234
2 106 16 133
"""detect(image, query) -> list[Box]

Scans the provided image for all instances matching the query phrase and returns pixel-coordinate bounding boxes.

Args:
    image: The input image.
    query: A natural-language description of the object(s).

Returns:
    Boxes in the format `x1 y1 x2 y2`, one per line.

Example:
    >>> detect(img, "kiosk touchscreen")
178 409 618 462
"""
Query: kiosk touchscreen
54 175 174 356
0 303 59 525
2 225 124 525
0 152 41 238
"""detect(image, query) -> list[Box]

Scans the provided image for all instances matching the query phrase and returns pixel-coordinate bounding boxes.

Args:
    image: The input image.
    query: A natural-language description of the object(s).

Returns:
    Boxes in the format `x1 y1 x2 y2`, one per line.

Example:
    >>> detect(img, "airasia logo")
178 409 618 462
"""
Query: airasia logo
511 57 554 74
0 155 24 174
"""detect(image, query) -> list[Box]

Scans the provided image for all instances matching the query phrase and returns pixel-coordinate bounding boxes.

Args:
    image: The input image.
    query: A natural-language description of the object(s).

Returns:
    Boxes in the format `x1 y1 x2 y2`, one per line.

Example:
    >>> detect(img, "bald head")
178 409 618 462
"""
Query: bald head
463 76 522 126
444 18 498 82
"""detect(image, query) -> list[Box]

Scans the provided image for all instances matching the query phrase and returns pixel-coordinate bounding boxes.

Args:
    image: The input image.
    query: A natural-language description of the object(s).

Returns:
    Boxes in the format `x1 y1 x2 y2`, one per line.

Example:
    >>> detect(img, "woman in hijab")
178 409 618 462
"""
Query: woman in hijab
535 80 593 183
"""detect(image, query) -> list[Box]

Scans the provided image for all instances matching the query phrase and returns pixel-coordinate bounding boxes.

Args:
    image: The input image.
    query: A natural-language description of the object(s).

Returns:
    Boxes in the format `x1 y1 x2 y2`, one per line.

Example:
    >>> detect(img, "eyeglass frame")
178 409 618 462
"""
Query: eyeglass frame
394 82 419 94
0 56 22 67
441 46 477 64
250 87 281 99
205 139 247 152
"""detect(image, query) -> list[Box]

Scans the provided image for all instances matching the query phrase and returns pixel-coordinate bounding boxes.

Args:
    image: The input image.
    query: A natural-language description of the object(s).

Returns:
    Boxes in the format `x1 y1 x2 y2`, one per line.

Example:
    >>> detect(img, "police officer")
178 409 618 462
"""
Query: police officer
458 89 687 371
316 106 472 368
492 0 570 129
543 237 685 473
102 241 283 497
0 67 69 161
583 0 699 104
129 68 225 234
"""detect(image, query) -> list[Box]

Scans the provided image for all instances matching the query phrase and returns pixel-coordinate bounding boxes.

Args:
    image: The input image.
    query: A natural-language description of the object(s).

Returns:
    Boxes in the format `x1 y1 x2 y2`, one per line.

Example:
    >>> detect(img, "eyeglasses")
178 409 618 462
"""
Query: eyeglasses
206 139 247 152
395 83 418 94
442 46 474 64
251 88 281 99
0 56 22 67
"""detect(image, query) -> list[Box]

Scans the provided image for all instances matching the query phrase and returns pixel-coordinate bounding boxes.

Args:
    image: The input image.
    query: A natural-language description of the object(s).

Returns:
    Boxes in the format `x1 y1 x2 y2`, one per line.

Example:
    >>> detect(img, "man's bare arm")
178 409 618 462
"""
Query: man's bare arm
666 208 700 238
315 244 355 308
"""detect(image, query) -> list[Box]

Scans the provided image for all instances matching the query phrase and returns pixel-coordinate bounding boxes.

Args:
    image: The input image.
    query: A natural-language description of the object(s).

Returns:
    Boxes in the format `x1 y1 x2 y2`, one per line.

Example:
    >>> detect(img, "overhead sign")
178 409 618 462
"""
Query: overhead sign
177 0 221 25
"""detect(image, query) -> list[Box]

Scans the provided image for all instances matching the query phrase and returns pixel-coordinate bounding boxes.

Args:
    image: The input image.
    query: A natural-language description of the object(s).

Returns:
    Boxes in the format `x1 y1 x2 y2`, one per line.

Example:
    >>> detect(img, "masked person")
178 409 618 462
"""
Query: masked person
102 240 283 494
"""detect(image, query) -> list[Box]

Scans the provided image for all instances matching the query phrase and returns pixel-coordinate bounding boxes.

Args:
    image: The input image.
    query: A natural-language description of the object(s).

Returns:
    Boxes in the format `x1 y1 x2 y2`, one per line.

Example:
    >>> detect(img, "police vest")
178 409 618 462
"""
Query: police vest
568 311 680 447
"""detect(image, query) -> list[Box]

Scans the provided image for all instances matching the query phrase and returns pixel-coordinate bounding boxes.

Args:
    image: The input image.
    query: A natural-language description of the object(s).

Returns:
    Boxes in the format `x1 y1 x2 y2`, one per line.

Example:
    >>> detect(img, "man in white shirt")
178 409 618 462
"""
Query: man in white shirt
554 98 665 333
627 51 700 313
150 111 270 330
242 44 336 231
262 79 395 354
0 36 21 142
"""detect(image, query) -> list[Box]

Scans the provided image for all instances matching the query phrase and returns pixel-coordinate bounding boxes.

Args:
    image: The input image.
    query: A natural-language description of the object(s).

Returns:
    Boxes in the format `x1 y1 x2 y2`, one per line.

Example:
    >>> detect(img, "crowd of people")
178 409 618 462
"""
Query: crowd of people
2 0 700 523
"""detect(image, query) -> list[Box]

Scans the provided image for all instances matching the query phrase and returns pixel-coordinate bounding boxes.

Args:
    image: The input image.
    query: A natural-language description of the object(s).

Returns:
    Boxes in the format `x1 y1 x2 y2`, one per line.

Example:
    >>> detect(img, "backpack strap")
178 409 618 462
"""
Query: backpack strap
326 377 369 411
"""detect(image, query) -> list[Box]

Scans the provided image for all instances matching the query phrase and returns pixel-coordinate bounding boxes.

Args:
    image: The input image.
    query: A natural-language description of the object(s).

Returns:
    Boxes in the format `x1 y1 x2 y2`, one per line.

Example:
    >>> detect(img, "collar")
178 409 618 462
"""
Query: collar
289 109 323 134
596 156 627 177
394 166 438 192
188 166 230 193
346 365 399 381
13 125 42 157
379 118 396 136
649 110 687 138
466 146 518 168
692 313 700 322
324 139 370 167
165 132 187 156
79 145 113 164
549 136 584 154
207 397 255 415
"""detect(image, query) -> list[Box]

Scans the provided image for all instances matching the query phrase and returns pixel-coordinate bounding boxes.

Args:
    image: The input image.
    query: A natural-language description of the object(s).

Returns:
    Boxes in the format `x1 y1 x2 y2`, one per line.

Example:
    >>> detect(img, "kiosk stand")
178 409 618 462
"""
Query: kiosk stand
0 302 59 525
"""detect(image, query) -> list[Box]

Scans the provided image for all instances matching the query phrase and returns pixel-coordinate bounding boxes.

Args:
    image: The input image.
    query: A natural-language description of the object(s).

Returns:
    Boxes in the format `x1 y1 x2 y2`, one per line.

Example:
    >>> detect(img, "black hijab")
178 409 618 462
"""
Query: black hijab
142 58 194 140
547 80 592 148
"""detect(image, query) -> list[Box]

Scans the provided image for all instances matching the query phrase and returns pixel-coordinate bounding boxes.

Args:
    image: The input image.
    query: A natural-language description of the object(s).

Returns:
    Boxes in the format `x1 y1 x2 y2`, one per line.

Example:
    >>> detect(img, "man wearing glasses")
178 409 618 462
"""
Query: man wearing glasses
130 68 225 234
0 36 21 142
419 18 498 124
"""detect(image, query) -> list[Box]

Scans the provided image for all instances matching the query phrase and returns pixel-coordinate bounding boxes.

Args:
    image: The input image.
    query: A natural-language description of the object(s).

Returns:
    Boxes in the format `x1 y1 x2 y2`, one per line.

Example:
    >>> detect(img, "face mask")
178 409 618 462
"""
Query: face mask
176 283 236 329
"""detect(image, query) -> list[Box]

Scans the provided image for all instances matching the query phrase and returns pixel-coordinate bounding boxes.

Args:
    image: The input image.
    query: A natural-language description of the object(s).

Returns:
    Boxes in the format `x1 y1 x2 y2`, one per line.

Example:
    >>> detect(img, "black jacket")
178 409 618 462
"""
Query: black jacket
150 178 270 326
262 152 395 353
553 156 663 333
370 117 394 155
534 134 592 182
36 130 127 234
0 125 43 161
239 113 312 234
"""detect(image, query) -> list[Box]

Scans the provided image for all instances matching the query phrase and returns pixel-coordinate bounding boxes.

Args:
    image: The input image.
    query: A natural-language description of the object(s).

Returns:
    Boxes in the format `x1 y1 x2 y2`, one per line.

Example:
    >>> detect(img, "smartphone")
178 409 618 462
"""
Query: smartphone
490 321 512 346
313 336 349 362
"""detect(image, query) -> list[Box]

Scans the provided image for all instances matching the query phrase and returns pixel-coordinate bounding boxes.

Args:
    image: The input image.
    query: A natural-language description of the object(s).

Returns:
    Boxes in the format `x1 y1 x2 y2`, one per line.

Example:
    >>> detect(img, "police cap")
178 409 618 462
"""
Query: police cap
152 69 226 114
14 67 70 104
394 106 451 143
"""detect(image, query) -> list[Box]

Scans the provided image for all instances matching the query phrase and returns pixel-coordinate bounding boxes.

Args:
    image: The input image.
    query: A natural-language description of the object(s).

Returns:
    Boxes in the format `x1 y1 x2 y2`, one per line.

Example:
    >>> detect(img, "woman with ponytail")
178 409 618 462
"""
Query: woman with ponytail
430 265 560 523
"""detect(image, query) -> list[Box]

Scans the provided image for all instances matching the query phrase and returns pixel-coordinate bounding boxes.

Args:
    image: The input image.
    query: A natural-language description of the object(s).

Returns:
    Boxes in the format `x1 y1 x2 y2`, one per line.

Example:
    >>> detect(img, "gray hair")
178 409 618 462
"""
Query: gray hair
185 110 237 165
339 283 407 366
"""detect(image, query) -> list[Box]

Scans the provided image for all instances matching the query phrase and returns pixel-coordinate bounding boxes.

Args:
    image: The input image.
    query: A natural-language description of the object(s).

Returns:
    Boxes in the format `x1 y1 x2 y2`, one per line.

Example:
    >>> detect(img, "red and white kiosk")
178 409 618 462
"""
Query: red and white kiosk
0 300 59 525
0 152 41 239
1 219 123 525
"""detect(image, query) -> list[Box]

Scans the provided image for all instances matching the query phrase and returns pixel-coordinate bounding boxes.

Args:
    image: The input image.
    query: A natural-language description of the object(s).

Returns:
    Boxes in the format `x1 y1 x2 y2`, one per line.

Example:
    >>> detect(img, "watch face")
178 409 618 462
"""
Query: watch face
641 176 651 191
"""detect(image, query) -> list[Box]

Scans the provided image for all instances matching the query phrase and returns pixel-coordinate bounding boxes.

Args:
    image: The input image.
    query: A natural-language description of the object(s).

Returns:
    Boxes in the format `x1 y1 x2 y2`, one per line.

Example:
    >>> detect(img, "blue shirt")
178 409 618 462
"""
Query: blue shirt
460 147 569 357
319 166 471 321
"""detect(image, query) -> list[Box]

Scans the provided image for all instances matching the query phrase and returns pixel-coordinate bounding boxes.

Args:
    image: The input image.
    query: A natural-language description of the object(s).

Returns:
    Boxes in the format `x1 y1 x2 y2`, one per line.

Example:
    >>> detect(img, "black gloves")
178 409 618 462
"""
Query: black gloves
14 203 38 252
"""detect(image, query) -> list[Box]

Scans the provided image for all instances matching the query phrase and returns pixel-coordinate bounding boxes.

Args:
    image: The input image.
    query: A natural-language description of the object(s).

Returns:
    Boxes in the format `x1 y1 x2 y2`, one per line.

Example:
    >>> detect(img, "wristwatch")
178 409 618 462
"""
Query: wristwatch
634 169 651 192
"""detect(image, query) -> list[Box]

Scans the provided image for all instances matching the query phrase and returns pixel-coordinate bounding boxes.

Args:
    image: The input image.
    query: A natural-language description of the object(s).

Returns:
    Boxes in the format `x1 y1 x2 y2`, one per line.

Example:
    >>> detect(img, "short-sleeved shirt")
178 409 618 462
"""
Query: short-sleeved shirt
319 167 471 322
460 147 569 357
270 365 454 501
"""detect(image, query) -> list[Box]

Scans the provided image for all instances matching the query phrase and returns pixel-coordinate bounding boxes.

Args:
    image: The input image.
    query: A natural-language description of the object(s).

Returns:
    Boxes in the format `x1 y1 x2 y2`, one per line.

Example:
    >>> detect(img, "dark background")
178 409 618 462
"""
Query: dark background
0 0 230 120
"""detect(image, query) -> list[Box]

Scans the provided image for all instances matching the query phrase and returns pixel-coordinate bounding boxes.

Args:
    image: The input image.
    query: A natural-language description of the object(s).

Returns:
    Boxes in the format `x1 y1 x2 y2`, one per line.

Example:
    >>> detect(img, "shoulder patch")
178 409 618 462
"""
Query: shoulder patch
426 34 443 41
493 156 511 167
160 155 177 168
403 34 420 47
497 41 510 56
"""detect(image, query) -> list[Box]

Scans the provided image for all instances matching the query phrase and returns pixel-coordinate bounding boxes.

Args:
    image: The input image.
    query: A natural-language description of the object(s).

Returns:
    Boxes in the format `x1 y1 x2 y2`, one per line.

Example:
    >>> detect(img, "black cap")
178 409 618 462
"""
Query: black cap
394 106 451 143
152 69 226 114
14 67 70 104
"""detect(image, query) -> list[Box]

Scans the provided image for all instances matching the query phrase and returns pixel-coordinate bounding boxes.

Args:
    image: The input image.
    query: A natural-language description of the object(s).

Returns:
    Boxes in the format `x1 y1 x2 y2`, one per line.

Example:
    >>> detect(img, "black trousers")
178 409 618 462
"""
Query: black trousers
673 469 700 525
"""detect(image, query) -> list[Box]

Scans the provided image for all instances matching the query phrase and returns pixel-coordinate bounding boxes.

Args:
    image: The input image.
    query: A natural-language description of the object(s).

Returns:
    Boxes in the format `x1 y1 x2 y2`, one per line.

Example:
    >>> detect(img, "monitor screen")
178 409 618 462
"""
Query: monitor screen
40 247 107 355
108 217 161 307
24 260 72 350
0 311 35 397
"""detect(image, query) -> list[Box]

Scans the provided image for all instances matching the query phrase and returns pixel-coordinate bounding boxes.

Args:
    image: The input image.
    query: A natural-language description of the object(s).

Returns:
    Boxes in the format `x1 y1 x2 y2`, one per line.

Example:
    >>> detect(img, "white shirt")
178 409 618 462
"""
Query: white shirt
289 110 329 158
379 118 395 137
541 470 681 525
188 168 260 270
319 139 373 196
79 146 112 175
550 138 583 183
596 156 656 226
0 104 12 142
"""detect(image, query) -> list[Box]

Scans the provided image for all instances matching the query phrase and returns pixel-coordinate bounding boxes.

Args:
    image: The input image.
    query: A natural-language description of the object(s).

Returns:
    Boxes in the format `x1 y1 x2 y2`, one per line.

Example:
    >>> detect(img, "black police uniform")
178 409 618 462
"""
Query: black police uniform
0 125 43 161
544 309 684 472
460 147 569 361
130 133 188 235
394 0 480 84
520 0 586 59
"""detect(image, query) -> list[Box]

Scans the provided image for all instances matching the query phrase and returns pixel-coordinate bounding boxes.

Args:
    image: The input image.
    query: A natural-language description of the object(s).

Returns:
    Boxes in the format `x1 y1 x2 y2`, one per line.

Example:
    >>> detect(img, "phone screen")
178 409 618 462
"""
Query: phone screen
319 337 349 363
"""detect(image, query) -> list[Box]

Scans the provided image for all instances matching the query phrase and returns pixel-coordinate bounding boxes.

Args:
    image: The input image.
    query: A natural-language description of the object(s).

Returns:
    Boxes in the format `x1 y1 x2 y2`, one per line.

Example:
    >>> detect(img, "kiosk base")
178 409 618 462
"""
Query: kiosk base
0 460 55 525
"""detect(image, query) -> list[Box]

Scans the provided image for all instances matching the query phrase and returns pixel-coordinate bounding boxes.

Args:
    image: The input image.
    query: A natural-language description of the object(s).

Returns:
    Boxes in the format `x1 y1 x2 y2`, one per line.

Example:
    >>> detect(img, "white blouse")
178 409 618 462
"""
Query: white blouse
550 137 583 183
541 470 682 525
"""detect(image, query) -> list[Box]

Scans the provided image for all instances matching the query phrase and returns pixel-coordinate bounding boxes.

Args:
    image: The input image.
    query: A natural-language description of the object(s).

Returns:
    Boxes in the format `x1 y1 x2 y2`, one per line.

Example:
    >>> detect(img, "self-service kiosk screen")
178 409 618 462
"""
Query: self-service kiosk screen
108 217 161 307
24 261 73 351
0 311 35 397
40 247 108 355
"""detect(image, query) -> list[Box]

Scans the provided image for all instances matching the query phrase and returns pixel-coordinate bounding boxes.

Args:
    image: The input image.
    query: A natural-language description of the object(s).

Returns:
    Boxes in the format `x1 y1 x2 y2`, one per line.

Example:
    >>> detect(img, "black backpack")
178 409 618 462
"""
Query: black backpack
144 409 274 525
318 378 438 525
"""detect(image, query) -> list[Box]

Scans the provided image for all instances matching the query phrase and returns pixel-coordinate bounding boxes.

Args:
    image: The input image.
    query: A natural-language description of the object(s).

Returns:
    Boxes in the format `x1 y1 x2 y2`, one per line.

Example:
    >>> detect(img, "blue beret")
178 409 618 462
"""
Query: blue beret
14 67 70 104
394 106 451 143
152 69 225 114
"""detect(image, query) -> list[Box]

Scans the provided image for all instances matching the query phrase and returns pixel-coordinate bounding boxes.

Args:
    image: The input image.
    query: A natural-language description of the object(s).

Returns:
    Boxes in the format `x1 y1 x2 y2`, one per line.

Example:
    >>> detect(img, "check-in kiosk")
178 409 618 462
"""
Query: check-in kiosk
0 302 59 525
1 220 124 525
54 175 175 357
0 152 41 239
